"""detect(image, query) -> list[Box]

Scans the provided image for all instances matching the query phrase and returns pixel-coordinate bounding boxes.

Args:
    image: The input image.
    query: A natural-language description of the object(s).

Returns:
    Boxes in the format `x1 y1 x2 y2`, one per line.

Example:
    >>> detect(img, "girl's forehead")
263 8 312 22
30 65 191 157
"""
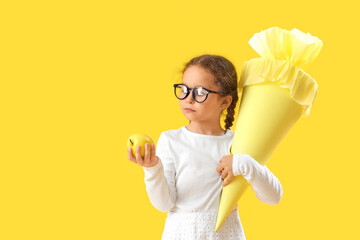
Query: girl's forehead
182 65 217 89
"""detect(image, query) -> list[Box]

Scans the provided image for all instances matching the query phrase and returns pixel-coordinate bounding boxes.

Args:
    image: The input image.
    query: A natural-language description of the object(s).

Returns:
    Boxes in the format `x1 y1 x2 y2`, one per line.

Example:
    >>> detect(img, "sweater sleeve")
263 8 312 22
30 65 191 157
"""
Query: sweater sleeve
232 154 283 205
142 132 177 212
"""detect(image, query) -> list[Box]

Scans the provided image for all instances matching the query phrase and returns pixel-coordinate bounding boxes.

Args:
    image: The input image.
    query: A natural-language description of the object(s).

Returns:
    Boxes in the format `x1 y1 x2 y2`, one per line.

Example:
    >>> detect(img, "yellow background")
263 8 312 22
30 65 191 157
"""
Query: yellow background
1 0 359 239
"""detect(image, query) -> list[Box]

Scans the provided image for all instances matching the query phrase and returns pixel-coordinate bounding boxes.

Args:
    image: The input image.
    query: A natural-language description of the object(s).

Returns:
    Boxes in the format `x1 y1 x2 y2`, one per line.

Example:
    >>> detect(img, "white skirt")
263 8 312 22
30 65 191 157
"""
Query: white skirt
161 209 246 240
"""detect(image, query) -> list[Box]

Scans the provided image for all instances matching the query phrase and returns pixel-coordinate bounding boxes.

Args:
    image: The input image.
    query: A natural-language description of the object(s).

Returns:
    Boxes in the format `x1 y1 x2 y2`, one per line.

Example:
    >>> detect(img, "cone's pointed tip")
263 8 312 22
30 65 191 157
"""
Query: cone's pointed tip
215 219 224 232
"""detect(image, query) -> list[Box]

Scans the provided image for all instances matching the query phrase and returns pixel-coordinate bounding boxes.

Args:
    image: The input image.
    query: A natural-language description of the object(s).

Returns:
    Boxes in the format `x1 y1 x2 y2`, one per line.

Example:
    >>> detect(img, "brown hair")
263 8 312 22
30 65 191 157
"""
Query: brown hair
181 54 239 130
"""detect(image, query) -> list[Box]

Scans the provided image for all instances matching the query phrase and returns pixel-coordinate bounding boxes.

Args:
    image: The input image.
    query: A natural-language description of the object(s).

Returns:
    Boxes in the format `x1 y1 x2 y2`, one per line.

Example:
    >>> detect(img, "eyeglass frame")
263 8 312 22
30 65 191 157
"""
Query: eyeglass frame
173 83 222 103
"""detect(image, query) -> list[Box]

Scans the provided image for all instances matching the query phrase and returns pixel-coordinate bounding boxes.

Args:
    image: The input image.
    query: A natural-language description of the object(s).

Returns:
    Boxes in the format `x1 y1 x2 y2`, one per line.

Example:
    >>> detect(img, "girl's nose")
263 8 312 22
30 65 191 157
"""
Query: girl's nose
185 92 195 103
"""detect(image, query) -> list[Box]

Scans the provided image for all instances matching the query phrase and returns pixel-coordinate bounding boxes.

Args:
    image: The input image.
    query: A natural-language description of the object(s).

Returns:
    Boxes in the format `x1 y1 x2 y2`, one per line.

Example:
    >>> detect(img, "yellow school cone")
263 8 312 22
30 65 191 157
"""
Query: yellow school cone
215 27 323 231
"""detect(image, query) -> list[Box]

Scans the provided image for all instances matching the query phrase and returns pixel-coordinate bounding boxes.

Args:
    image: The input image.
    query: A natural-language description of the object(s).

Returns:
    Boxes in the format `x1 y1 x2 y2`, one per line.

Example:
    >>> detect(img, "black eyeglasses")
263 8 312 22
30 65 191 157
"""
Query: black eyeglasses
173 83 221 103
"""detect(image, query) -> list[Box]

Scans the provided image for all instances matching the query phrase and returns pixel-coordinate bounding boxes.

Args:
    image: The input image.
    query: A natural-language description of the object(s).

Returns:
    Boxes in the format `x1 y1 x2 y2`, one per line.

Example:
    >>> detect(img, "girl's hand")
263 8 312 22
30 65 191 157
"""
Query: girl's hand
216 154 234 187
127 143 159 168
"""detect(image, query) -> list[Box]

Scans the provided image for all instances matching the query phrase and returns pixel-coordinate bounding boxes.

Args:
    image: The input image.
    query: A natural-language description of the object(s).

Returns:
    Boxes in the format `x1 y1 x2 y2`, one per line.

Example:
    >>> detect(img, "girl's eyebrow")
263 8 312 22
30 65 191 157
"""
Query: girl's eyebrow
182 82 209 89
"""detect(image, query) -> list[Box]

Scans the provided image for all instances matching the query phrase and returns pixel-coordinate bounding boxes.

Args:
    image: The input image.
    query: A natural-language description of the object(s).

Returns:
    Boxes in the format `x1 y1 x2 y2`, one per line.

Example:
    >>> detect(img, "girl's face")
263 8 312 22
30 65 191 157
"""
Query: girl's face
180 65 229 124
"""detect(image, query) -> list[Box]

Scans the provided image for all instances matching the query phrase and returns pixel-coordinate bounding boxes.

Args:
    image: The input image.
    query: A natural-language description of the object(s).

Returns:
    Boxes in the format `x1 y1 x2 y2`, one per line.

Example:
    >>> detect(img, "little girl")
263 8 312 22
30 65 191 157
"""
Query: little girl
127 54 283 239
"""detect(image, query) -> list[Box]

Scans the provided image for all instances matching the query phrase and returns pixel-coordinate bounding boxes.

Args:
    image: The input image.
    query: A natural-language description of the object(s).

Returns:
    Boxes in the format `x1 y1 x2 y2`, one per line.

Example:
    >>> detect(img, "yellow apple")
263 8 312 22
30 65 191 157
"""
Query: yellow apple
127 133 154 158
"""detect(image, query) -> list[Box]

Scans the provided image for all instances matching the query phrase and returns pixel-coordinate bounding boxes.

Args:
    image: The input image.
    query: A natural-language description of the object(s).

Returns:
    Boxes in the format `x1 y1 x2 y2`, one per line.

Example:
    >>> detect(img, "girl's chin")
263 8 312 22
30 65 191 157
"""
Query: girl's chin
182 110 196 115
183 114 195 121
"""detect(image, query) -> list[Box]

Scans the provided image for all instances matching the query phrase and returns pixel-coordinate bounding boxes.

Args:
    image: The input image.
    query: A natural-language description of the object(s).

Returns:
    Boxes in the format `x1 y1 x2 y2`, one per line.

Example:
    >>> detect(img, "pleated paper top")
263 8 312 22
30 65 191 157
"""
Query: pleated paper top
239 27 323 117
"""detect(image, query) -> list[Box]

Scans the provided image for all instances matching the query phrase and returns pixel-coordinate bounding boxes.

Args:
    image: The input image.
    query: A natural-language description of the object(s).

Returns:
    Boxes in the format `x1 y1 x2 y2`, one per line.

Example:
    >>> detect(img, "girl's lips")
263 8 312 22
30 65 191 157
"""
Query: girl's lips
184 108 195 112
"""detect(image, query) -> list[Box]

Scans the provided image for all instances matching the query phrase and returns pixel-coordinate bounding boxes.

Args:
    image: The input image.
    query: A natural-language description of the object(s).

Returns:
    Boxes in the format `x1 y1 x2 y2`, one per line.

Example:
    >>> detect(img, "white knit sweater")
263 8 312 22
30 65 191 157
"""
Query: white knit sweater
142 126 283 239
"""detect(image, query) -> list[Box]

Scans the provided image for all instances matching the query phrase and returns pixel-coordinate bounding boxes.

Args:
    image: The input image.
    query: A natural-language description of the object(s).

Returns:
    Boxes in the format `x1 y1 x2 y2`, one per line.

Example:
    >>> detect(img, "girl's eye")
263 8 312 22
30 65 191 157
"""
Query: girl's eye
196 88 207 96
181 87 188 93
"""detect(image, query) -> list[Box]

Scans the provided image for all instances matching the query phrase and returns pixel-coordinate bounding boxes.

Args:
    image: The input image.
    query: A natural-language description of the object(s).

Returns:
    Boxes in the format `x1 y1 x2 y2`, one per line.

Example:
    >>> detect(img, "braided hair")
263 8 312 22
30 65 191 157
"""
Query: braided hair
181 54 239 130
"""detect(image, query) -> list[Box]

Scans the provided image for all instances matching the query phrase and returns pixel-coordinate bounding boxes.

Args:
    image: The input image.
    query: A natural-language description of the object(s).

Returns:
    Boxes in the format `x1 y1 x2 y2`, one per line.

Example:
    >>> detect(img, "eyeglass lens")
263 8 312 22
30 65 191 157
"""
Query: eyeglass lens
175 85 208 102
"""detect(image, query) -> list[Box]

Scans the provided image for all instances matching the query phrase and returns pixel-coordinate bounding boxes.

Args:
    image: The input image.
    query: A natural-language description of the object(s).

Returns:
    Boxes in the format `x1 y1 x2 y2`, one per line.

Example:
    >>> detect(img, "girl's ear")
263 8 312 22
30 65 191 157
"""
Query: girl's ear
220 95 232 110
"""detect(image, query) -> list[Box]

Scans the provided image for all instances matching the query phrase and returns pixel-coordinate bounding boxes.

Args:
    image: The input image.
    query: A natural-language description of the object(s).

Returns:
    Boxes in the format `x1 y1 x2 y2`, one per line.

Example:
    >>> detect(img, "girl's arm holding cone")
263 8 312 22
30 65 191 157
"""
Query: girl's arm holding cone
232 154 283 205
217 154 283 205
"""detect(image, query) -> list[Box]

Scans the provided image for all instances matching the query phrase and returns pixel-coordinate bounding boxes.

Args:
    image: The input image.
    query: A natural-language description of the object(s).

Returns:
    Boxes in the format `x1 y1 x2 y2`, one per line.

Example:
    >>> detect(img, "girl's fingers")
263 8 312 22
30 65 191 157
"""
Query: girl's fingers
216 164 223 174
135 145 143 165
221 169 228 179
127 147 137 164
223 174 233 187
144 143 150 163
151 143 156 159
223 177 229 186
